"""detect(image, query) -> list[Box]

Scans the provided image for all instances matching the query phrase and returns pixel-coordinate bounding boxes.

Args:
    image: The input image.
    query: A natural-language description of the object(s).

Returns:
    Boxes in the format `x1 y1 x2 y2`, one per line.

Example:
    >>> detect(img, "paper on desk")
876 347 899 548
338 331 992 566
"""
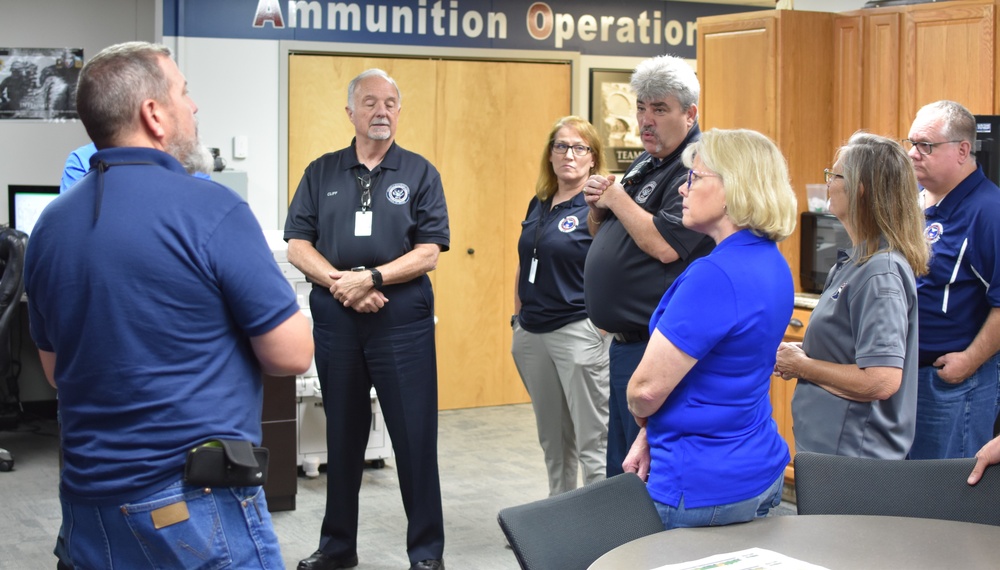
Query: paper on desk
652 547 829 570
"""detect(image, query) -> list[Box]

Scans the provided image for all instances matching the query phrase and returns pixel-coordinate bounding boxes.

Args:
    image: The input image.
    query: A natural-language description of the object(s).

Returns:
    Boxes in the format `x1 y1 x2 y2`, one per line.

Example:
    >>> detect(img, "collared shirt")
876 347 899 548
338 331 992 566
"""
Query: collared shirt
516 192 592 333
583 124 715 333
284 138 450 269
793 245 918 459
917 166 1000 357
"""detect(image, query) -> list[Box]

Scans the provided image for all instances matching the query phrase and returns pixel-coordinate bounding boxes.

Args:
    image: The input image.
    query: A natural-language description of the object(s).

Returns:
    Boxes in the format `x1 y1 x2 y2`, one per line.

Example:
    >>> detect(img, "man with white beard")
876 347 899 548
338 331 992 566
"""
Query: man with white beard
285 68 449 570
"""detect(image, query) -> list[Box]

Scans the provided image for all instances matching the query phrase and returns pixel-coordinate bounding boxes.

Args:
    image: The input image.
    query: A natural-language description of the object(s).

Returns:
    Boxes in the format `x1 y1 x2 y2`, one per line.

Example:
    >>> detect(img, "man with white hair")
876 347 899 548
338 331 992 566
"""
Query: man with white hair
285 68 449 570
904 100 1000 459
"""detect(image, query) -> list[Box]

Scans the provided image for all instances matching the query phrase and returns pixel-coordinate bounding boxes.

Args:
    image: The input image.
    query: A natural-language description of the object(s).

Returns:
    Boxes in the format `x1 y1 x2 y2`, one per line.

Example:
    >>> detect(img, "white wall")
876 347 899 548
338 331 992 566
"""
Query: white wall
0 0 156 224
795 0 870 12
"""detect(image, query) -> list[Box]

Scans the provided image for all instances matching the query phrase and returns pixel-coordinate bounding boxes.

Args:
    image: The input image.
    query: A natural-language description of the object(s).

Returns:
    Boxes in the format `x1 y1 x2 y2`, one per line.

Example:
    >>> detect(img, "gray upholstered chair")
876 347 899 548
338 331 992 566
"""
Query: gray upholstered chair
794 451 1000 526
497 472 664 570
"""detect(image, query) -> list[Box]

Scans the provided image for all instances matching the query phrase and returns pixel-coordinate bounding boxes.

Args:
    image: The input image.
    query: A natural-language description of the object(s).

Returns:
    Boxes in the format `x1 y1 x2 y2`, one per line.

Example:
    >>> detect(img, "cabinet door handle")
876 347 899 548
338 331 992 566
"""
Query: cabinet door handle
789 318 803 328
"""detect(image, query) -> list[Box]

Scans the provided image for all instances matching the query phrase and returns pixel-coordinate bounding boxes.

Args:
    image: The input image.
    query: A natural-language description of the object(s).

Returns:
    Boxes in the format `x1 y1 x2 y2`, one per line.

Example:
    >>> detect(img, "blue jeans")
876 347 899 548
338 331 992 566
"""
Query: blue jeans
606 339 646 477
910 352 1000 459
654 474 783 530
60 480 283 569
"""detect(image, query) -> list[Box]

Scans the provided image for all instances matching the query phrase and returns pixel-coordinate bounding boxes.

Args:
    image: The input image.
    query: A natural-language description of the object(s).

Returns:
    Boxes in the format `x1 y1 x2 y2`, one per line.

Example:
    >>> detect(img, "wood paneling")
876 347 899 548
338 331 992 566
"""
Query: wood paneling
900 2 995 133
866 13 902 140
833 15 864 147
288 55 569 410
698 10 834 292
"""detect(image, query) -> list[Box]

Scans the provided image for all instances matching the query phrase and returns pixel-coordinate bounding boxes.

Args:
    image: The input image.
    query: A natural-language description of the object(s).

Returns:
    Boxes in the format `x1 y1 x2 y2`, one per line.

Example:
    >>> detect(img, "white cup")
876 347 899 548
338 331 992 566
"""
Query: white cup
806 184 828 212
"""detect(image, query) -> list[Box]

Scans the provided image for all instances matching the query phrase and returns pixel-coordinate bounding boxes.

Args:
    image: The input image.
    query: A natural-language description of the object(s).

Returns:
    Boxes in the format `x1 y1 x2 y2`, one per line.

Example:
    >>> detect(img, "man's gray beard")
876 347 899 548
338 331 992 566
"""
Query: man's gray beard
168 136 214 175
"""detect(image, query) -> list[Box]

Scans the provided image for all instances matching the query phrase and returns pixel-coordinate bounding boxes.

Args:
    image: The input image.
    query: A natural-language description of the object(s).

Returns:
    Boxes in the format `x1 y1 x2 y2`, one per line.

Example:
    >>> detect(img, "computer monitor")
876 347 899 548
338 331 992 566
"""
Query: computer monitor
974 115 1000 187
7 185 60 237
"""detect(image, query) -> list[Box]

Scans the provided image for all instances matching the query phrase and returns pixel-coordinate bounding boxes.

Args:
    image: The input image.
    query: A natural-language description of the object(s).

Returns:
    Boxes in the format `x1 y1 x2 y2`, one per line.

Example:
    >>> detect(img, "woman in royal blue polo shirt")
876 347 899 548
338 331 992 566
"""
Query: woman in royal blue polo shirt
511 115 611 496
625 128 796 529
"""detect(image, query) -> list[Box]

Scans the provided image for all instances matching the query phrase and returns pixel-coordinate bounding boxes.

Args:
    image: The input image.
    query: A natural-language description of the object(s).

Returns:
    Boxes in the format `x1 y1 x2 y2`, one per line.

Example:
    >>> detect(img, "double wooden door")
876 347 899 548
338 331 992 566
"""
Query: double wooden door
288 54 571 409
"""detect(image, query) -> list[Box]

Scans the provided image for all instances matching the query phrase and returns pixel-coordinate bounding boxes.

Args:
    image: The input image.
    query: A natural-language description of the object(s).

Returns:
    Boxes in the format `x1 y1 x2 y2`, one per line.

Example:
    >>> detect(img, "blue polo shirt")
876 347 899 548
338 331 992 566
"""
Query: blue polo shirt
917 166 1000 360
645 229 791 509
516 192 591 333
284 139 450 269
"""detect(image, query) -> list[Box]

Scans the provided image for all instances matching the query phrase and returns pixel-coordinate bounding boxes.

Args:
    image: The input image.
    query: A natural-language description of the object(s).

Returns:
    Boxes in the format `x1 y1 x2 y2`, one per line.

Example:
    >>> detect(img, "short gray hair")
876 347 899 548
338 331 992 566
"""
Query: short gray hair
916 100 976 145
347 68 401 111
631 55 700 110
76 42 172 148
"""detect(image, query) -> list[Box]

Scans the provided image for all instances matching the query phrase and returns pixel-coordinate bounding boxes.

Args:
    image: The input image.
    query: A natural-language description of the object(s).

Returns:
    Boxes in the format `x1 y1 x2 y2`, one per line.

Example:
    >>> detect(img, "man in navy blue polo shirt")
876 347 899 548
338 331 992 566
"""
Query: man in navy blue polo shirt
905 100 1000 459
581 55 715 477
285 69 449 570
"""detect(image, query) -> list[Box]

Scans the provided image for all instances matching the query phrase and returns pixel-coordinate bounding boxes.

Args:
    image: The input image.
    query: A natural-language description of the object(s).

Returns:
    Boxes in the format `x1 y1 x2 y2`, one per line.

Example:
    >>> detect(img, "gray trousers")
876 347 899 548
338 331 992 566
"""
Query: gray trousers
512 318 611 495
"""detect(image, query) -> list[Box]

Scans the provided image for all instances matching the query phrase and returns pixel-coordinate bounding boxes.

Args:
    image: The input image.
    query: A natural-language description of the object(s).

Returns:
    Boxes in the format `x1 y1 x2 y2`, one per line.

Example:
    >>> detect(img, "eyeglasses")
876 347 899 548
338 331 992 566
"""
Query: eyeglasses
551 142 592 156
901 139 964 156
686 169 719 188
823 169 845 184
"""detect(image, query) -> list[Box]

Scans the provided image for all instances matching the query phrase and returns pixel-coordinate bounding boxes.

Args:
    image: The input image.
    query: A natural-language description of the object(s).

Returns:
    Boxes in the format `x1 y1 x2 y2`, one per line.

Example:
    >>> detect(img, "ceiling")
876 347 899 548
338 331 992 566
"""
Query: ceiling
669 0 777 6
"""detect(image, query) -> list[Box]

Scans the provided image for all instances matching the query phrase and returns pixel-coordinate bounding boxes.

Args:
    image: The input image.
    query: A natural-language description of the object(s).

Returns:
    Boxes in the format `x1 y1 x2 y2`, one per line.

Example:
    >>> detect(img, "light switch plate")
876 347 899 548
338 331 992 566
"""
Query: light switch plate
233 136 248 159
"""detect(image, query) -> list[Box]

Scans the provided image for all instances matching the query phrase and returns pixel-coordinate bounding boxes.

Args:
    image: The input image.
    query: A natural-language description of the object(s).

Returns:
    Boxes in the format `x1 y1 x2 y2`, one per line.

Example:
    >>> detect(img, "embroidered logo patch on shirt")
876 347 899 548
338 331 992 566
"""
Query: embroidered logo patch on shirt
924 222 943 244
386 183 410 205
636 181 656 204
558 215 580 233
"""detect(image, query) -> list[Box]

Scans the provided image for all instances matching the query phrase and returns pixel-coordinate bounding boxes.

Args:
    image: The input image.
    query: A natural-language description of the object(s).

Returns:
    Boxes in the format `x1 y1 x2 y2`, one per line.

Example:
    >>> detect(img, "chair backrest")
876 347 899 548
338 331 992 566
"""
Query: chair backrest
497 473 664 570
794 451 1000 526
0 227 26 378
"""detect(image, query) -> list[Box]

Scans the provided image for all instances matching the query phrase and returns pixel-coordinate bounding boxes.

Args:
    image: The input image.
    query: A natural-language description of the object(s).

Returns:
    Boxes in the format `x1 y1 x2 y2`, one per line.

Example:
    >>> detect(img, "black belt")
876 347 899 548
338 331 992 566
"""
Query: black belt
612 330 650 344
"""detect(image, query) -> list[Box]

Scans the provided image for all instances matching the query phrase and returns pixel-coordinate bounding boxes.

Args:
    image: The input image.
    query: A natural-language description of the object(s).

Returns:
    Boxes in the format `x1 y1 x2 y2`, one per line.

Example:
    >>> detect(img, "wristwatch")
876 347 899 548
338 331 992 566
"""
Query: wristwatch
510 314 518 328
369 267 383 289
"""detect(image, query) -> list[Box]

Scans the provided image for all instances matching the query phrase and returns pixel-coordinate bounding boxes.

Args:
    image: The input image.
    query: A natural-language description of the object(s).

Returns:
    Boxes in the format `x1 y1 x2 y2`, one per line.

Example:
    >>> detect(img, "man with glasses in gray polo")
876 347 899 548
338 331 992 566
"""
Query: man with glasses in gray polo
904 100 1000 459
581 55 715 477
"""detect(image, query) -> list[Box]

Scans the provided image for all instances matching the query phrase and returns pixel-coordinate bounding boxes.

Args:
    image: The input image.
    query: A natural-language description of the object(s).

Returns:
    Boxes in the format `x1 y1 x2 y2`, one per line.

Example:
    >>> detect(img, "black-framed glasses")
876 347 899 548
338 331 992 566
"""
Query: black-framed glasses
823 169 845 184
551 142 591 156
901 139 964 156
686 169 719 188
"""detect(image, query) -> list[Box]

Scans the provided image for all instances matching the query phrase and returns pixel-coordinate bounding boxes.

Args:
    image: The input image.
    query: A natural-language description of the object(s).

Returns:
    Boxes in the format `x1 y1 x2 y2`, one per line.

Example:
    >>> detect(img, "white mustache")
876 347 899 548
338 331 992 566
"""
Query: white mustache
371 120 390 127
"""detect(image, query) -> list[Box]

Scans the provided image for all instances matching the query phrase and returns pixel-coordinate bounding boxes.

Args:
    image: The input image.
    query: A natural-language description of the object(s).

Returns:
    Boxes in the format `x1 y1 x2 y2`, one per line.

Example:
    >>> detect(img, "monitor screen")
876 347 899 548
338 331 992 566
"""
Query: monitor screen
8 185 60 237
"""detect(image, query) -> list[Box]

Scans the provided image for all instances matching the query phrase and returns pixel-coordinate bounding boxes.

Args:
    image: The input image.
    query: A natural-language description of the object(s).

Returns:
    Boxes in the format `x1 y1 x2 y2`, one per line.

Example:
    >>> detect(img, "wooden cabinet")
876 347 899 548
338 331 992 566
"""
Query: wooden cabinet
770 308 811 478
833 0 997 146
697 10 834 292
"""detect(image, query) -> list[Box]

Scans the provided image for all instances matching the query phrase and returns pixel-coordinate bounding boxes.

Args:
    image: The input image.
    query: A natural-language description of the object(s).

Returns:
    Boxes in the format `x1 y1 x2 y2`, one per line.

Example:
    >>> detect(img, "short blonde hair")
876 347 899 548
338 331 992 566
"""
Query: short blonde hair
837 132 929 275
535 116 607 202
681 129 797 241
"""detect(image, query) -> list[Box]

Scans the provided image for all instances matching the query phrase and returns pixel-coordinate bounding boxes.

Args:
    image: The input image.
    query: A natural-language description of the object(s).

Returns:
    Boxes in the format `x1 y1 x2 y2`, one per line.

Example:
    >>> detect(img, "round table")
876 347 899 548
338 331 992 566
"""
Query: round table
588 515 1000 569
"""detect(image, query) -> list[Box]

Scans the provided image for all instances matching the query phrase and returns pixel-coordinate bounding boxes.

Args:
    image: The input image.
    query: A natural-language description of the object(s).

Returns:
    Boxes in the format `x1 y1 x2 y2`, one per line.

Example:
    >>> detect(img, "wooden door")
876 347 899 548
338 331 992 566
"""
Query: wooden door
833 15 864 148
864 13 902 140
288 55 570 410
900 1 995 133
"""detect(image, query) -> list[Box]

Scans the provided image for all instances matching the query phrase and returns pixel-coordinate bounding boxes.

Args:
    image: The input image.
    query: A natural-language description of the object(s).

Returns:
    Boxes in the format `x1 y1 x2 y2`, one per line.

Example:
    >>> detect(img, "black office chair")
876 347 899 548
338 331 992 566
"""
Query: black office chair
497 473 664 570
0 227 27 472
794 451 1000 526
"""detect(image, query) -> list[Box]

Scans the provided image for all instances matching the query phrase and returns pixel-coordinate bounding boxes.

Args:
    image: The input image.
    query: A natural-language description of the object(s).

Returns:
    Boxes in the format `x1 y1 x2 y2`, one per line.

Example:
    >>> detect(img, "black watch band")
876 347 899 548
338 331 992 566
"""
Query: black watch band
370 268 383 289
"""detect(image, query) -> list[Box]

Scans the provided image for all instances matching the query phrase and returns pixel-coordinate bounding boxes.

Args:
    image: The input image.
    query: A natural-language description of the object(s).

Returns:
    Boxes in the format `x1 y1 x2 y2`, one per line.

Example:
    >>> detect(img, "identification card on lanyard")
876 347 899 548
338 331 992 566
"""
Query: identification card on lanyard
355 170 376 237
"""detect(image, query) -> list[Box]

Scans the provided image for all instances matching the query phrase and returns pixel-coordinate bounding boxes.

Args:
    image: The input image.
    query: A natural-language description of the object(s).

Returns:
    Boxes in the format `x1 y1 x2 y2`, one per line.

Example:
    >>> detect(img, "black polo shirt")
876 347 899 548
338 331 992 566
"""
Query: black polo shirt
584 124 715 333
284 139 450 269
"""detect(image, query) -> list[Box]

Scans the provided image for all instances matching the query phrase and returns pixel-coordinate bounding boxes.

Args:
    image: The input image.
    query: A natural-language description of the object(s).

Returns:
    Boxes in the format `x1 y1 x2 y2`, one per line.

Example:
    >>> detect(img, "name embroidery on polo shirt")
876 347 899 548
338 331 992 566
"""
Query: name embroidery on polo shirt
386 183 410 205
924 222 943 244
558 215 580 233
636 181 656 204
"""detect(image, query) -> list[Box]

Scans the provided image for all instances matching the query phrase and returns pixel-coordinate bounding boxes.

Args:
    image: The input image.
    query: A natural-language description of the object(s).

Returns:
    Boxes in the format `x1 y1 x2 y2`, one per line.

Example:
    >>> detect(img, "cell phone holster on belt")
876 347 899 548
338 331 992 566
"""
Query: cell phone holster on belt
184 439 269 487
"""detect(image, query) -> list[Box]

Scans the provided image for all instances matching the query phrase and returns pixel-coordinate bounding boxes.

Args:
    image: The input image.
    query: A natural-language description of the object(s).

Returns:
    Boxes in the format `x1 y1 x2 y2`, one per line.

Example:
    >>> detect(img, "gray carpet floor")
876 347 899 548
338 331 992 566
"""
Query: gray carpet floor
0 404 795 569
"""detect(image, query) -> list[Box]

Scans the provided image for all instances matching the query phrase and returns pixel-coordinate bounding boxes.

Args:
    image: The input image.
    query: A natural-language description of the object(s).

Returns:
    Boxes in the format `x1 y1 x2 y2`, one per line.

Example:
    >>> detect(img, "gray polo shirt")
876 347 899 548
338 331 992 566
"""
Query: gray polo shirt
792 245 918 459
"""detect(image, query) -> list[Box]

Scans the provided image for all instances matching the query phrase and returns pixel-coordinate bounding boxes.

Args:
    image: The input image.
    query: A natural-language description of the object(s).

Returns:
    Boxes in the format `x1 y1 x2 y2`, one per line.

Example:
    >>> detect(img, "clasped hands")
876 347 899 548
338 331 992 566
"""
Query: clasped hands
774 342 805 381
583 173 622 221
328 270 388 313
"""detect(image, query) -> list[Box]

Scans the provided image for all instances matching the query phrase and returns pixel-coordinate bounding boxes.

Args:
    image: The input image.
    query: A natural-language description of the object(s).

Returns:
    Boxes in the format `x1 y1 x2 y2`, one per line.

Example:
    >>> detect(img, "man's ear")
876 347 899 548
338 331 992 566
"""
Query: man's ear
139 98 167 141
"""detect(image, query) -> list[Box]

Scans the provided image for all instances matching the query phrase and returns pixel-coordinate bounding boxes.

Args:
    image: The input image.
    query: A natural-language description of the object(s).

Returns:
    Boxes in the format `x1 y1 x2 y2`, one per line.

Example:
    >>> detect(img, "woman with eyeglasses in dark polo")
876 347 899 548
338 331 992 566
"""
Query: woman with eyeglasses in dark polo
511 115 611 496
624 128 796 529
775 132 928 459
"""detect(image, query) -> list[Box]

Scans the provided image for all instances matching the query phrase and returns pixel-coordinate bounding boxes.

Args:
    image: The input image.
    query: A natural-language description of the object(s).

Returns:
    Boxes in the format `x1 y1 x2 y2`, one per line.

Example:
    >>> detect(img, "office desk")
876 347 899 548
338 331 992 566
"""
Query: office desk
589 515 1000 569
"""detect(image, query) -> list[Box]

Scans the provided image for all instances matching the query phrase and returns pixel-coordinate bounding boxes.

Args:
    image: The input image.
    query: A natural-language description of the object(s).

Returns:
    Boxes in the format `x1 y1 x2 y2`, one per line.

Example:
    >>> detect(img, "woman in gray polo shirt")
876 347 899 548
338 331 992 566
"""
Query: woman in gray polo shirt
774 133 929 458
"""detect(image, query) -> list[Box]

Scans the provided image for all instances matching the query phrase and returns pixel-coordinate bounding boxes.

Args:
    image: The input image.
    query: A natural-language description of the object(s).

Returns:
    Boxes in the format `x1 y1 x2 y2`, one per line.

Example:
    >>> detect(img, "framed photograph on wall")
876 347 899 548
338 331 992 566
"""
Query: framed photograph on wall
589 69 643 173
0 47 83 120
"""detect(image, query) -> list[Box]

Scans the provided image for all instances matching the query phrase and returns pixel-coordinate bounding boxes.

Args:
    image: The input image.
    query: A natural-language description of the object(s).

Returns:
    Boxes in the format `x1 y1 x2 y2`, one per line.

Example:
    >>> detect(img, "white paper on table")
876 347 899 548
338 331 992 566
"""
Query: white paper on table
651 547 830 570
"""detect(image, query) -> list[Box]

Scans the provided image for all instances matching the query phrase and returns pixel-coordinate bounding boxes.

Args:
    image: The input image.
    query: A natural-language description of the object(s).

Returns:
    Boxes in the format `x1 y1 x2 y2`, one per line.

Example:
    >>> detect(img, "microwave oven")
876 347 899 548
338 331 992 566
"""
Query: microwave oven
799 212 851 294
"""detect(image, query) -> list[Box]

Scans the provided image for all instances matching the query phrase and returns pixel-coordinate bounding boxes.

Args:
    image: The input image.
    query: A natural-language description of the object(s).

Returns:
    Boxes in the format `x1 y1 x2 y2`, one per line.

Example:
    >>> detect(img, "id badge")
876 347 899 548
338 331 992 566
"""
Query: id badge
355 210 373 236
528 257 538 284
